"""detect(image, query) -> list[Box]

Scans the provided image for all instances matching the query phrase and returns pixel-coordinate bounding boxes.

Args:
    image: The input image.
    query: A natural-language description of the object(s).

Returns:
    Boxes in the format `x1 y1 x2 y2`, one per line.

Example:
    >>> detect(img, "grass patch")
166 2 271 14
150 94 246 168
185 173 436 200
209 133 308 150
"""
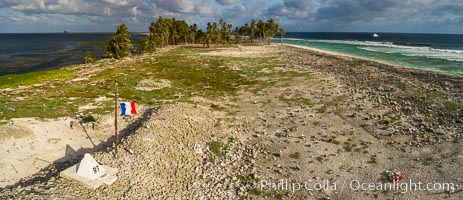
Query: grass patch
343 142 353 152
208 156 216 163
289 152 301 159
0 68 76 89
208 140 228 157
330 138 341 145
288 126 297 132
236 175 251 182
424 92 440 100
316 105 327 113
443 101 461 111
385 114 401 124
0 46 282 120
214 118 222 127
367 158 377 164
422 156 433 166
250 187 262 196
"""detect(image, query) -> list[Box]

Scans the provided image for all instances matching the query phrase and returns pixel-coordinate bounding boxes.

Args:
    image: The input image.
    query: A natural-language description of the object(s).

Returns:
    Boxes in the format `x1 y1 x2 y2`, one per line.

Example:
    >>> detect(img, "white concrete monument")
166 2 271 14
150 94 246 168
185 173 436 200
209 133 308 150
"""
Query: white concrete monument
60 153 118 189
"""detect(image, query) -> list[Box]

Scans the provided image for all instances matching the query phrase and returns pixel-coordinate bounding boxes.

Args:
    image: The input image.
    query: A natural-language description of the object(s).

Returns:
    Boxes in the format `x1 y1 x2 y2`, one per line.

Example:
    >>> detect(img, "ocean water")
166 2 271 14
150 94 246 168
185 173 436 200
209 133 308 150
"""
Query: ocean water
280 32 463 75
0 33 144 76
1 32 463 76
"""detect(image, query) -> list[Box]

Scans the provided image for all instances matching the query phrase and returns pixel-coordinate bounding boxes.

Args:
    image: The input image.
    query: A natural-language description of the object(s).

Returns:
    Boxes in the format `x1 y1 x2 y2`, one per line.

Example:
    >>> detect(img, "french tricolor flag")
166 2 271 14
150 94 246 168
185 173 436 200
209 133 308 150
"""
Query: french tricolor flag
120 101 137 116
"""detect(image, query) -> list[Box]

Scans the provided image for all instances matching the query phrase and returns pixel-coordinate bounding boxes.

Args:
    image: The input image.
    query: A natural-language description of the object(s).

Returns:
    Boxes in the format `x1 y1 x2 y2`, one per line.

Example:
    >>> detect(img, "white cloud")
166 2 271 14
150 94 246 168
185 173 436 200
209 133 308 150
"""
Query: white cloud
104 7 111 16
130 6 138 16
11 0 46 10
104 0 128 6
195 0 212 15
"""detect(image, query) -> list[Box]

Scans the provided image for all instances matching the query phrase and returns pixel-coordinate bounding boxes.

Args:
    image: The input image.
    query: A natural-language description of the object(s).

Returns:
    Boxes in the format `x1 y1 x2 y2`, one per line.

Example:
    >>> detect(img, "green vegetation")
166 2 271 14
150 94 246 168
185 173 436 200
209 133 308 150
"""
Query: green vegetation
367 158 377 164
275 193 284 199
207 157 216 163
83 51 95 64
105 23 133 59
343 142 353 152
331 139 341 145
208 140 228 157
138 16 284 51
443 101 461 111
250 188 263 196
424 92 440 100
384 113 401 124
77 41 106 48
317 105 327 113
289 152 301 159
278 28 286 44
235 175 251 182
329 136 341 145
214 119 222 127
0 46 284 120
0 68 76 89
422 156 433 166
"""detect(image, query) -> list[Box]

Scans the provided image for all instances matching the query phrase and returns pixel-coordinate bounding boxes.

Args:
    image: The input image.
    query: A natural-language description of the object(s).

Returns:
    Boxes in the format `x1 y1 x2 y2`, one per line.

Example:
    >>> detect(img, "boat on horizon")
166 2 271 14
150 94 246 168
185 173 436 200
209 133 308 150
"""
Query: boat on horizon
373 33 380 38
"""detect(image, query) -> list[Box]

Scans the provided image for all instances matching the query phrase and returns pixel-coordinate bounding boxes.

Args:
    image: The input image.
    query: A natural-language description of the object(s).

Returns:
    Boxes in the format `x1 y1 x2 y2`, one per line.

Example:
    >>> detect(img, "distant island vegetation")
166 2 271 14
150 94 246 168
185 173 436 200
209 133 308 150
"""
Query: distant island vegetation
99 17 285 61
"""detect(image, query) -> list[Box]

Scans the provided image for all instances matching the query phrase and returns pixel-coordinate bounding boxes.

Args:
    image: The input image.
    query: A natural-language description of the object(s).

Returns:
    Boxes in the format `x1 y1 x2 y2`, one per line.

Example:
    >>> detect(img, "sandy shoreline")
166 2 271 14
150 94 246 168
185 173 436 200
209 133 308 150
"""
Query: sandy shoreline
283 43 463 77
1 44 462 199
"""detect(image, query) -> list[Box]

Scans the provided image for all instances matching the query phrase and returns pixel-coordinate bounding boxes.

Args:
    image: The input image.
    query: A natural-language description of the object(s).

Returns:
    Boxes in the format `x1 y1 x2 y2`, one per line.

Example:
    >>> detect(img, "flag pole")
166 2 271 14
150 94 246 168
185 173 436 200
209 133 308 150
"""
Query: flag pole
114 81 119 154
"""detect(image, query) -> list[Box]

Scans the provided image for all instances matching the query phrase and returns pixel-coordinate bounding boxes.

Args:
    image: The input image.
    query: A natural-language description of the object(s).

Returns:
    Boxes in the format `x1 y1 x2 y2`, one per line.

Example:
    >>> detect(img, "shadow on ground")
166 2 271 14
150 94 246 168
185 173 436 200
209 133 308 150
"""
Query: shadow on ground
0 107 159 192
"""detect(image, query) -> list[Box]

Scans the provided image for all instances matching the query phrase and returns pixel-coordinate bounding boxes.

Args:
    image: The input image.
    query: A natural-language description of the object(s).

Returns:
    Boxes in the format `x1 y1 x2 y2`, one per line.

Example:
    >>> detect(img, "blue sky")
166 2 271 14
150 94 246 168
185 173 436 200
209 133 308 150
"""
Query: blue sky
0 0 462 33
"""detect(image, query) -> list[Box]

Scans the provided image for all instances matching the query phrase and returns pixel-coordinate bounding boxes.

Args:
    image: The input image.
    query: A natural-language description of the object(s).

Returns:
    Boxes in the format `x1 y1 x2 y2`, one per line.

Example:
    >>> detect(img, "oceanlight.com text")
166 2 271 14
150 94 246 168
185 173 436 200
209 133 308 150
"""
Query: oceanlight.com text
350 179 455 193
260 179 455 194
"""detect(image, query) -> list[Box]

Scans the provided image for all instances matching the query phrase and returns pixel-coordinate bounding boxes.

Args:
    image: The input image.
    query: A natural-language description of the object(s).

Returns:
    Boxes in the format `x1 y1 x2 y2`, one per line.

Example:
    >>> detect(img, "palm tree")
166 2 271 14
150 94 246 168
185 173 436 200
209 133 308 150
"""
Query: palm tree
205 22 212 47
105 23 132 59
189 24 197 44
250 19 256 43
278 28 286 44
234 27 240 44
265 19 278 45
139 34 156 54
242 23 250 42
257 20 265 42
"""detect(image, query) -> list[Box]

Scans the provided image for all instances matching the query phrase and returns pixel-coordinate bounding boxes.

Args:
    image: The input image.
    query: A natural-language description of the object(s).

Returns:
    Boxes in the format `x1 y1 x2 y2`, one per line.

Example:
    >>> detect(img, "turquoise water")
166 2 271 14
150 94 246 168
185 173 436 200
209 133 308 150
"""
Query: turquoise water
281 38 463 76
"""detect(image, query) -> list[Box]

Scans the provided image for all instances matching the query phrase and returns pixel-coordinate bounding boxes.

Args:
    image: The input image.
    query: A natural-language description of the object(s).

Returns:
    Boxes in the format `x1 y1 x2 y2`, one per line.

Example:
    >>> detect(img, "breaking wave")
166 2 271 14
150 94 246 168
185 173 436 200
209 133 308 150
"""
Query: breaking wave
285 38 463 63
